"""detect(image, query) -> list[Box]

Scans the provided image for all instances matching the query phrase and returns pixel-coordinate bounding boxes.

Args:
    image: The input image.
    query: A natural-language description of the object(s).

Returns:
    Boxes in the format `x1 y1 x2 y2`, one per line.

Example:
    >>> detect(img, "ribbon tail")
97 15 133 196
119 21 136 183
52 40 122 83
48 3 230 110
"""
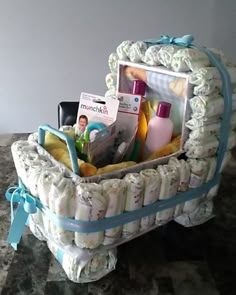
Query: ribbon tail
7 202 29 250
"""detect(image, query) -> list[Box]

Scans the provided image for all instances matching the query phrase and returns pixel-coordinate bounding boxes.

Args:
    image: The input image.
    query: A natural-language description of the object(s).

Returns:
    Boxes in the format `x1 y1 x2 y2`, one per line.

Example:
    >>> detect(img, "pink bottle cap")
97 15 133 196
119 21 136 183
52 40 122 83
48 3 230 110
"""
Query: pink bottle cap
157 102 171 118
132 80 146 95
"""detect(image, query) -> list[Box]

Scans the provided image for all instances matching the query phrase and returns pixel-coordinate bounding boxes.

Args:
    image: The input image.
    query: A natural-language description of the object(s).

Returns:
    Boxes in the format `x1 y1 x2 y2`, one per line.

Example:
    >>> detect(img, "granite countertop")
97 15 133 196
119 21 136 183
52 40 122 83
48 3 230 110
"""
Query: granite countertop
0 133 236 295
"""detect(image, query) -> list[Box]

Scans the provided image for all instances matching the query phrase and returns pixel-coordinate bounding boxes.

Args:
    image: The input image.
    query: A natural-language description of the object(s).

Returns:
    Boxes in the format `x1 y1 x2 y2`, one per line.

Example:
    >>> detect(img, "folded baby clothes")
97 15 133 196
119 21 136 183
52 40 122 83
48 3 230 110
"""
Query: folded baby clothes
105 72 117 90
100 179 126 245
108 52 119 73
122 173 144 237
155 165 179 225
74 184 106 249
116 40 134 60
140 169 161 230
47 240 117 283
129 41 147 63
142 45 163 65
171 48 210 72
157 45 183 68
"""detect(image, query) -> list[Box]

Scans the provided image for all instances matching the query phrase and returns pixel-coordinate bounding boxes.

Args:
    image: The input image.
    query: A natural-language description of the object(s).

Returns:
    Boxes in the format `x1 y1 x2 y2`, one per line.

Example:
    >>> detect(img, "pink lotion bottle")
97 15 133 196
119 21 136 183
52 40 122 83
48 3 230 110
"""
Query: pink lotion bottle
145 102 173 156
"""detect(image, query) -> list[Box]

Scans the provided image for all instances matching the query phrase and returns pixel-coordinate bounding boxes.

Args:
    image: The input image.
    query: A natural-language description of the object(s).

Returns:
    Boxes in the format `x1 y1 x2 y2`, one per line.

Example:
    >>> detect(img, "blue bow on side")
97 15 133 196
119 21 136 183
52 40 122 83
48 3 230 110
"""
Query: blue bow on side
5 185 38 250
144 34 194 47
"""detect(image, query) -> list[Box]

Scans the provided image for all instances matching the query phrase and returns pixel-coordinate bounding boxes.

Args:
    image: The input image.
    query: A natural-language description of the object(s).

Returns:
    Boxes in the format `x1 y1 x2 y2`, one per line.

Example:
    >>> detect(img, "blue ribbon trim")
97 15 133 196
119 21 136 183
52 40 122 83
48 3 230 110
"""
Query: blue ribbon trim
144 34 194 47
6 184 37 250
6 174 220 246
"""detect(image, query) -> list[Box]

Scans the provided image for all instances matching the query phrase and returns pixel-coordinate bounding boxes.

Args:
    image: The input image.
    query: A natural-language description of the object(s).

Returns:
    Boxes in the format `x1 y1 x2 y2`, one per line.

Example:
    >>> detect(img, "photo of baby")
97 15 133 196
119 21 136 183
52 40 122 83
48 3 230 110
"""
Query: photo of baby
77 114 88 135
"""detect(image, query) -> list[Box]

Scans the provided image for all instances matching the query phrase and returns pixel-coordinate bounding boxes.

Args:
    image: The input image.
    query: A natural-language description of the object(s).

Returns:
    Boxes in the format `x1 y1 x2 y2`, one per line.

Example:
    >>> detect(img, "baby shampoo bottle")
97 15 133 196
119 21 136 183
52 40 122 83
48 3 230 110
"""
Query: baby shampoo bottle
145 101 173 157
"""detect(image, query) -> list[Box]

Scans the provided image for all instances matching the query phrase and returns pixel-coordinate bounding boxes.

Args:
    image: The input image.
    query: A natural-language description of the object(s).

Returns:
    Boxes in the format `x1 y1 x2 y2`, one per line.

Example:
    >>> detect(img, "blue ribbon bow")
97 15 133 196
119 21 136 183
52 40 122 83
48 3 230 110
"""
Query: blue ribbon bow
5 184 38 250
144 34 194 47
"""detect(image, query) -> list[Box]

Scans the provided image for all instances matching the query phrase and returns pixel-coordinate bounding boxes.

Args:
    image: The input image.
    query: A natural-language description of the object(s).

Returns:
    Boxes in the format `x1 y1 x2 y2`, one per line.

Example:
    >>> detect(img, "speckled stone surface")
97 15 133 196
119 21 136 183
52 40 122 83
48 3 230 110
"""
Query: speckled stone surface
0 134 236 295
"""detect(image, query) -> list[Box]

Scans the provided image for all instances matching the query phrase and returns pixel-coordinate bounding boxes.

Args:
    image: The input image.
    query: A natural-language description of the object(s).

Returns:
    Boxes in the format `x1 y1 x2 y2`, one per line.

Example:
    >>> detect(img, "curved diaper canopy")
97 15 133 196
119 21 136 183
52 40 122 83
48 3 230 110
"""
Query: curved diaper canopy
6 35 236 283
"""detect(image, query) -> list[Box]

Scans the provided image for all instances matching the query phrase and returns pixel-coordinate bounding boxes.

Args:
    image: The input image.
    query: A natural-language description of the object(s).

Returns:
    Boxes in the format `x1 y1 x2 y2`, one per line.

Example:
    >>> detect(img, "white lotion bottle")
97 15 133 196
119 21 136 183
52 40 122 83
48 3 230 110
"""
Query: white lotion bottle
145 102 173 157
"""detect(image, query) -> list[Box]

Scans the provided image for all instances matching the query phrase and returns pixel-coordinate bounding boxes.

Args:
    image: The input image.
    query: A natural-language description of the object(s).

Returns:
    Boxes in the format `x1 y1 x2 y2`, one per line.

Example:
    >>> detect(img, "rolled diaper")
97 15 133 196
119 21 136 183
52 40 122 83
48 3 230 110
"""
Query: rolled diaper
189 124 220 141
175 199 214 227
48 176 75 246
47 240 117 283
11 141 39 180
157 45 182 68
168 157 191 192
189 67 236 86
140 169 161 230
155 165 179 225
189 94 236 120
100 179 126 245
105 72 117 90
122 173 144 237
185 131 236 158
171 48 210 72
142 45 162 65
168 158 190 217
183 159 208 213
74 184 107 249
128 41 147 62
197 157 218 201
27 158 54 196
116 40 134 60
27 215 46 241
210 48 232 65
108 52 119 73
105 87 116 98
37 167 63 235
184 137 219 158
185 115 221 130
190 67 236 96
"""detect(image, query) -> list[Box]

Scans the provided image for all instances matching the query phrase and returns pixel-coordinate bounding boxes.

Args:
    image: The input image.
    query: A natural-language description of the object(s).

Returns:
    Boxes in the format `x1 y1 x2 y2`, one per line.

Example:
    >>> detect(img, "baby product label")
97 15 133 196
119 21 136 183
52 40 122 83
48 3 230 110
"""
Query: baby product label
117 93 142 115
77 92 119 129
76 93 119 167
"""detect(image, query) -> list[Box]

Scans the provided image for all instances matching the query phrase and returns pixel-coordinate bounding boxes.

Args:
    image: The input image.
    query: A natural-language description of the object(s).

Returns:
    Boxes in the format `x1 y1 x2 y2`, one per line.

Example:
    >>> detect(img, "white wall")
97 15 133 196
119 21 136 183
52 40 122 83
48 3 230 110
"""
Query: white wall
0 0 235 133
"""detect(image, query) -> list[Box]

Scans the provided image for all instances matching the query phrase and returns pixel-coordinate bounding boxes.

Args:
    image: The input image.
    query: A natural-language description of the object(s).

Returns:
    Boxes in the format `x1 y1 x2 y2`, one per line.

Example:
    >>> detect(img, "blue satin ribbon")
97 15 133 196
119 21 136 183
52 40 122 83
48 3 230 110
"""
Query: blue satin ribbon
144 34 194 47
6 184 38 250
6 174 219 250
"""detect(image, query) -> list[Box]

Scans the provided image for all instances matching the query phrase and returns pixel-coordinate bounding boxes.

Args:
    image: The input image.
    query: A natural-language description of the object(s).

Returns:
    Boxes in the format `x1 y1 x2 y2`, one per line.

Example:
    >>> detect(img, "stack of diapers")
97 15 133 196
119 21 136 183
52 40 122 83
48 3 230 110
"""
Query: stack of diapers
6 34 236 282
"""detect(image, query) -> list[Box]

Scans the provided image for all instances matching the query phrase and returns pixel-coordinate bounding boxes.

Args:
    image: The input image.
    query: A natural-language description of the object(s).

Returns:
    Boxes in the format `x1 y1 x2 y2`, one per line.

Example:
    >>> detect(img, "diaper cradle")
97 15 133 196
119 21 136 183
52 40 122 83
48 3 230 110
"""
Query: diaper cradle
5 34 236 283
